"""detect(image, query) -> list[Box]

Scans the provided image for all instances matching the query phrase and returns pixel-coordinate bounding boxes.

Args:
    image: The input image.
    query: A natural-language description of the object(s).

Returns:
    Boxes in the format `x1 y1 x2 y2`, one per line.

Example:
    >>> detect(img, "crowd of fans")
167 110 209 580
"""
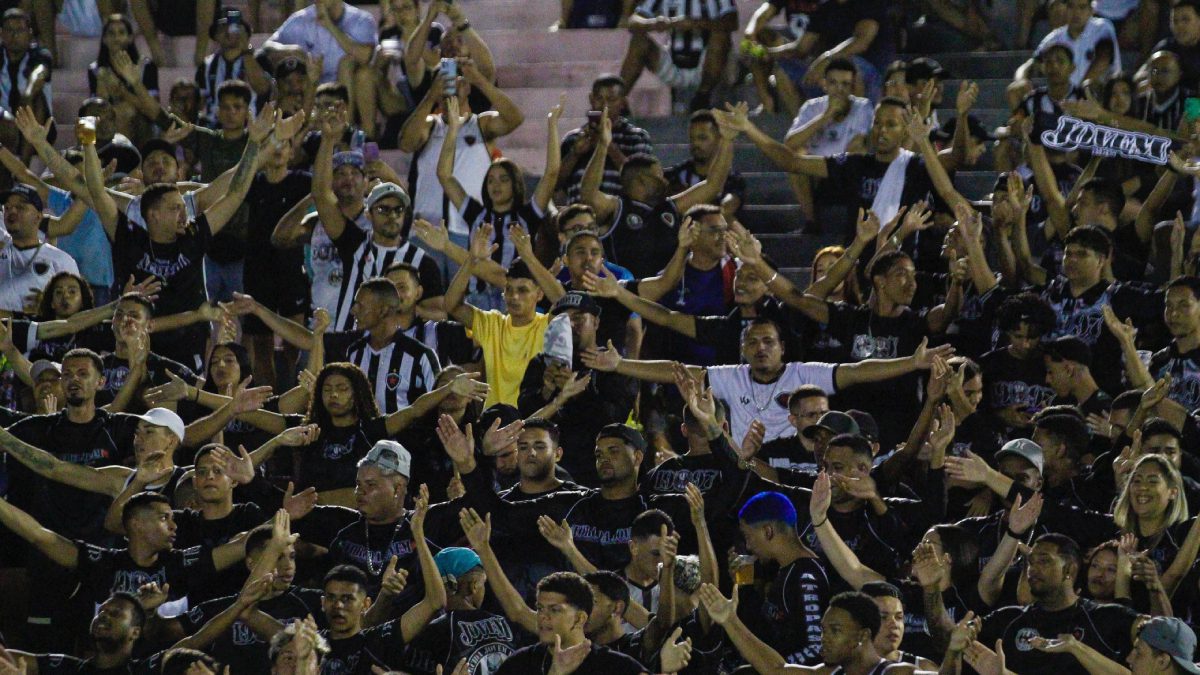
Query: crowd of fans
5 0 1200 674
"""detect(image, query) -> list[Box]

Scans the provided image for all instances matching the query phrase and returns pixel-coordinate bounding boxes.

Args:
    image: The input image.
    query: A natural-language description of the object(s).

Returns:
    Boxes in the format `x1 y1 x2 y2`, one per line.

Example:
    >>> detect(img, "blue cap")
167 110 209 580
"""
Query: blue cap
434 547 482 579
332 150 365 172
738 491 798 527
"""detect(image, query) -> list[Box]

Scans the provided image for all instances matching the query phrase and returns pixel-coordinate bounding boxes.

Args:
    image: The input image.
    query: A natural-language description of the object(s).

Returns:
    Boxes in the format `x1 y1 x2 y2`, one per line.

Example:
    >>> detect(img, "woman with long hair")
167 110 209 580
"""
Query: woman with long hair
88 14 158 143
294 362 487 505
1082 540 1120 601
1110 454 1192 613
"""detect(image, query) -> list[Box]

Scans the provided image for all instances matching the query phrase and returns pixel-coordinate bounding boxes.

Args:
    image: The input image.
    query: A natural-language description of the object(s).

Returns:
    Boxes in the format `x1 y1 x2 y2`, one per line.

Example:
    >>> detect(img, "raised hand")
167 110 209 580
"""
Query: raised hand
903 106 934 144
411 483 431 537
581 339 621 372
282 482 319 521
377 555 410 597
913 337 955 369
964 639 1006 675
900 200 934 236
1102 305 1137 346
716 102 747 140
277 424 321 447
947 611 981 653
247 101 278 144
1030 633 1079 654
1007 492 1042 536
955 81 979 115
458 508 492 550
740 419 765 461
436 415 474 465
468 222 498 262
855 208 882 246
810 471 832 523
449 372 490 401
944 450 991 484
696 582 737 624
509 223 535 260
548 93 566 126
582 265 620 298
911 540 949 589
537 515 574 550
556 372 591 402
411 218 451 252
14 106 49 145
549 635 592 675
481 417 524 456
238 571 275 607
136 581 170 611
221 292 259 317
598 107 613 146
276 109 308 141
212 445 256 485
684 482 705 525
229 377 273 414
445 96 467 132
659 626 694 673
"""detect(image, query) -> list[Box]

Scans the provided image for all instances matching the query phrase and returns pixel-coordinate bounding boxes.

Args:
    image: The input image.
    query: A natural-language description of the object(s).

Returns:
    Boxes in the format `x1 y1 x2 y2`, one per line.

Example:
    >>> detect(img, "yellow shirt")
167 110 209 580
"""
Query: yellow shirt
471 308 550 407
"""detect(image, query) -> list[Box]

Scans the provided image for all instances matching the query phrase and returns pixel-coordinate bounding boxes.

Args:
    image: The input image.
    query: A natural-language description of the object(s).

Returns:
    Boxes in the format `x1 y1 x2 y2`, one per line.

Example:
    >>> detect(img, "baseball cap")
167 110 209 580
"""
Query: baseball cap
565 229 603 252
905 57 950 84
1139 617 1200 675
274 56 308 79
358 440 411 478
434 547 483 580
134 408 185 442
597 423 647 452
332 150 365 173
365 182 411 211
209 8 250 39
846 410 879 442
551 291 601 317
0 183 44 212
1035 42 1075 63
995 438 1044 475
30 360 61 382
1045 336 1091 366
140 138 179 163
932 114 997 143
802 410 860 440
428 22 446 48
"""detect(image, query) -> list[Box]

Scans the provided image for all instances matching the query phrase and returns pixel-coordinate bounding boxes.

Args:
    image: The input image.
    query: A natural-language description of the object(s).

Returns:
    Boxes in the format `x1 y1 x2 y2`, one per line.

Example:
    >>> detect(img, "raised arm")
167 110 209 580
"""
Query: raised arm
977 493 1041 607
834 338 952 389
635 217 696 301
696 584 800 675
383 371 489 436
580 342 704 384
714 102 828 178
1027 141 1071 241
0 495 79 569
584 266 697 338
509 223 565 302
436 96 470 210
0 425 124 496
80 125 119 240
460 508 538 634
400 486 448 641
534 96 566 212
579 110 619 222
905 109 971 215
271 197 317 249
397 75 443 153
673 111 737 213
809 472 885 588
203 104 274 235
465 61 524 141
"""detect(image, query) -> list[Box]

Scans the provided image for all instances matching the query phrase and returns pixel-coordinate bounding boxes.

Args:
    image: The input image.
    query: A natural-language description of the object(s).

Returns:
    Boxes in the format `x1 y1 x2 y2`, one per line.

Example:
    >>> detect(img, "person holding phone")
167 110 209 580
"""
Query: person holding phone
197 8 272 122
558 75 653 204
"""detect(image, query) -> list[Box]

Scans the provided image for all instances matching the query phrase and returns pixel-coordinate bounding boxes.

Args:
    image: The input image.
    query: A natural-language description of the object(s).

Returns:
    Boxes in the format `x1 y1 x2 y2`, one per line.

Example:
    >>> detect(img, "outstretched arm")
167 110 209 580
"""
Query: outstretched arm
0 425 124 496
0 496 78 569
715 103 828 178
835 339 952 389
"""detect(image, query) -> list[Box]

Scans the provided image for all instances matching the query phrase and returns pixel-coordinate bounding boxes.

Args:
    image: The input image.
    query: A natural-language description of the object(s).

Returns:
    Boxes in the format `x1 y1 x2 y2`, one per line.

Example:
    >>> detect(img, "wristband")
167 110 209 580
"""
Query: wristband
1006 526 1026 540
813 517 828 529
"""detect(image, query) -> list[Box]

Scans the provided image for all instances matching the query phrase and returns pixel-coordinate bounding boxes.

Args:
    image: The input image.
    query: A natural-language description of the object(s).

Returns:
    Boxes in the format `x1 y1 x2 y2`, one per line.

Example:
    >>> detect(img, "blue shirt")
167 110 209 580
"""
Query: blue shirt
48 186 113 288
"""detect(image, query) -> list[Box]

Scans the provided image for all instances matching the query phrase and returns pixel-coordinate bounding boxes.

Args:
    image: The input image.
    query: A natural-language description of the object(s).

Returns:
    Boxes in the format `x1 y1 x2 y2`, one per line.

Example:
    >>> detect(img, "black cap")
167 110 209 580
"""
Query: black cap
1045 336 1092 366
932 114 996 142
905 57 950 84
0 183 43 212
551 291 601 317
209 8 250 39
597 423 647 452
275 56 307 79
139 138 178 162
846 410 879 442
428 22 446 48
802 410 860 440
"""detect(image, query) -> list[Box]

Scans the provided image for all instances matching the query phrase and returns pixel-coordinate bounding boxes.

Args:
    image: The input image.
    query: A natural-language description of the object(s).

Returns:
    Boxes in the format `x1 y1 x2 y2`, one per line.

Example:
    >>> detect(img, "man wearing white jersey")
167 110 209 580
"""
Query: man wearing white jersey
1015 0 1121 88
397 58 524 279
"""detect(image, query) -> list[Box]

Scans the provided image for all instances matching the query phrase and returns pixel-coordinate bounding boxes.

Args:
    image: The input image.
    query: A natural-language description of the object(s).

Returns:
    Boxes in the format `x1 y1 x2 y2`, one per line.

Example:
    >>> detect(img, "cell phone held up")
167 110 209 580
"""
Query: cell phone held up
587 110 603 127
440 58 458 98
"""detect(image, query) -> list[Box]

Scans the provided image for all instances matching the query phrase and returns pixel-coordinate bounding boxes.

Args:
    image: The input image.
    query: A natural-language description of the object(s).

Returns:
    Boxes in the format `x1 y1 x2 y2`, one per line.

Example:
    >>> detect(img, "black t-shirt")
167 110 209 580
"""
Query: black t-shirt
979 598 1138 675
694 300 798 364
243 170 312 286
810 0 891 66
568 278 634 353
173 503 267 602
822 152 943 230
73 542 217 612
112 212 211 318
495 642 646 675
823 302 928 448
295 416 390 491
405 609 529 675
329 513 441 601
603 196 680 279
1022 161 1083 248
320 620 410 675
179 587 324 674
96 351 196 407
6 410 140 541
664 159 747 206
761 557 830 665
1150 342 1200 411
36 653 161 675
28 323 115 362
979 345 1056 415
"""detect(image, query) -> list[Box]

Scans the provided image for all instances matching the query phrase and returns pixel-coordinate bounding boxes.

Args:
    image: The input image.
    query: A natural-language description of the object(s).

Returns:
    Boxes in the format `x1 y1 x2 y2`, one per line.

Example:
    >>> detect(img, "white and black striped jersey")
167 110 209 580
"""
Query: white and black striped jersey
460 197 546 294
403 319 479 367
328 213 445 332
325 328 441 413
635 0 737 69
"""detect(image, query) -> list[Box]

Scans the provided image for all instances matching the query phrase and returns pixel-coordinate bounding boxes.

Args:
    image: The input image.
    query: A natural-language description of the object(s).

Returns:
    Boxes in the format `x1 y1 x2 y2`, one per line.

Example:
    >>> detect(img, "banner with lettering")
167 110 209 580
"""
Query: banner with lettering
1031 112 1181 166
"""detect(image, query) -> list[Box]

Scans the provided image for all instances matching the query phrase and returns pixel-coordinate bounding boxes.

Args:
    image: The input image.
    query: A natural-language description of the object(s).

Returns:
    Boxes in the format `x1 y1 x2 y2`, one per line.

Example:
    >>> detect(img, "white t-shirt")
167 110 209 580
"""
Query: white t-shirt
1036 17 1122 86
268 5 378 83
706 362 838 444
787 95 874 157
413 115 490 238
1093 0 1139 21
0 233 80 312
308 209 371 317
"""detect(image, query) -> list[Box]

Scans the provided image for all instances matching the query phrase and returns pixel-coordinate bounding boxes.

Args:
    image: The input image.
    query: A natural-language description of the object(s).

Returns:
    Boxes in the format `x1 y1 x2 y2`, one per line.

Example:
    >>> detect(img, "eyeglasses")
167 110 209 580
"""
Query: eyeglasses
373 205 405 217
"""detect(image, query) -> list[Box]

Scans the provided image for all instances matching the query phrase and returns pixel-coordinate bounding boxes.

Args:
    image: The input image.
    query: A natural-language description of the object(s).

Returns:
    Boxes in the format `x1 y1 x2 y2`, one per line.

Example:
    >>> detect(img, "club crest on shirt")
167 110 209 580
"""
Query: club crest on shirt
1015 627 1040 651
626 214 645 230
386 372 400 391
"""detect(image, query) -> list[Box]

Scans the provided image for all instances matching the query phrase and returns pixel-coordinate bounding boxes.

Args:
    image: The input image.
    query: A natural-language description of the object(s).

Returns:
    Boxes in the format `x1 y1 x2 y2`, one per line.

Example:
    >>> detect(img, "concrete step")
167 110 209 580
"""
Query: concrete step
759 230 845 267
655 143 781 174
936 107 1010 131
943 78 1032 111
495 61 625 90
740 205 807 235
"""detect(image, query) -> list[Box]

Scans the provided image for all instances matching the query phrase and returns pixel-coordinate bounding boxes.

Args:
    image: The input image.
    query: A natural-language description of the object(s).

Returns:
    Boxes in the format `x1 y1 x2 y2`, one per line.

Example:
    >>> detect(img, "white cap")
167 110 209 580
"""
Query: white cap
134 407 185 442
358 440 411 478
542 313 573 366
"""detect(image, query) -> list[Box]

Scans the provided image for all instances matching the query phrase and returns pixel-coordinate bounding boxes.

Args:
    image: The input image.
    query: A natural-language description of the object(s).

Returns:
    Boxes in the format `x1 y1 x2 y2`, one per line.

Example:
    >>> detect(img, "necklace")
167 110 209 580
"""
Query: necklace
363 516 404 575
749 369 784 412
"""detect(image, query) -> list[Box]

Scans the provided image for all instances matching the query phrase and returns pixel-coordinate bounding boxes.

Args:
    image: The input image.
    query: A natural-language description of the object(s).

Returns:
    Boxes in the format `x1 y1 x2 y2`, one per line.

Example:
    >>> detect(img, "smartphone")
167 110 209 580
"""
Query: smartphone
363 142 380 163
440 57 458 97
1187 97 1200 123
587 110 603 126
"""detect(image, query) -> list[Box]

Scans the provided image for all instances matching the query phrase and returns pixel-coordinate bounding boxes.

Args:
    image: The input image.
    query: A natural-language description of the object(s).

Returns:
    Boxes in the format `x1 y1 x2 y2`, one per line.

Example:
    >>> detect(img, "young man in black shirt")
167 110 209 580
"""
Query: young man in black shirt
1147 0 1200 91
965 534 1140 675
580 110 735 279
495 571 647 675
1150 276 1200 411
81 103 279 370
1044 337 1113 416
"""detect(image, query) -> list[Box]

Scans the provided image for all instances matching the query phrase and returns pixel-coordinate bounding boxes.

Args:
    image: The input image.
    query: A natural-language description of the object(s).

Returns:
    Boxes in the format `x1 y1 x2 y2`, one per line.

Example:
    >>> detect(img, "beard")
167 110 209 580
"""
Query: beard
521 462 554 483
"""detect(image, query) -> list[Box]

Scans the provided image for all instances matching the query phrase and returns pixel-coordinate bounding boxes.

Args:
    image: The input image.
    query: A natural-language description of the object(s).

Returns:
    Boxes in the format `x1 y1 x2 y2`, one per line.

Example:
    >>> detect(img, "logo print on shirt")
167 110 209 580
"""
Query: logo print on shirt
626 214 645 231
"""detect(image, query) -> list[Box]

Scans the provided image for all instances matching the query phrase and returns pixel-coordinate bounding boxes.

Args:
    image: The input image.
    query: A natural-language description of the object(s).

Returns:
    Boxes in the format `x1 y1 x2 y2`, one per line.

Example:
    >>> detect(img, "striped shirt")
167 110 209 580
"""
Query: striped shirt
325 328 440 413
561 118 653 203
460 197 545 294
636 0 737 69
328 214 445 332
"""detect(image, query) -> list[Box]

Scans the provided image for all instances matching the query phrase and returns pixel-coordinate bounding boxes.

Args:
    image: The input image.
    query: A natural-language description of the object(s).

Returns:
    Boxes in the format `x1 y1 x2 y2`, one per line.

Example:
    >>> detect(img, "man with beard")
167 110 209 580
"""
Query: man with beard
3 579 277 675
1148 276 1200 411
665 111 746 214
750 387 832 478
384 262 477 367
0 184 78 312
580 110 736 279
583 316 952 445
700 583 937 673
517 292 637 484
968 534 1140 675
